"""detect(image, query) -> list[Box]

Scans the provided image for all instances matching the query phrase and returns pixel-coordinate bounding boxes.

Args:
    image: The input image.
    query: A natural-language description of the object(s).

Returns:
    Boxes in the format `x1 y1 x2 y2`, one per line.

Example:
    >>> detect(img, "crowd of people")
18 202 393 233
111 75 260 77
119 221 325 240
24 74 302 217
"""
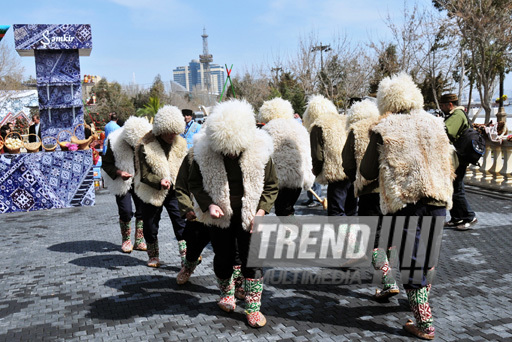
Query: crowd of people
100 72 476 339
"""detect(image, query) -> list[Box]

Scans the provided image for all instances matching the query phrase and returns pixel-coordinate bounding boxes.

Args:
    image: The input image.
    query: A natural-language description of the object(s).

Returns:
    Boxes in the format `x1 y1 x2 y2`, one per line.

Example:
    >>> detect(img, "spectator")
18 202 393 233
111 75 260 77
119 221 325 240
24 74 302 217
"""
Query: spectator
440 93 477 230
102 112 121 155
180 109 201 149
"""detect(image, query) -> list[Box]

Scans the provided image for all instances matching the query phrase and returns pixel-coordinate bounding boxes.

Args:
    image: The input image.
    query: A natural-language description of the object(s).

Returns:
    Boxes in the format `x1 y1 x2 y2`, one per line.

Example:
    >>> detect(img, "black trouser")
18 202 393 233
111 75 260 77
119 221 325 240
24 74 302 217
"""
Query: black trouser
183 220 211 262
115 186 143 222
274 187 302 216
208 209 262 279
392 202 445 290
358 193 383 249
141 189 186 244
450 161 476 222
327 179 357 216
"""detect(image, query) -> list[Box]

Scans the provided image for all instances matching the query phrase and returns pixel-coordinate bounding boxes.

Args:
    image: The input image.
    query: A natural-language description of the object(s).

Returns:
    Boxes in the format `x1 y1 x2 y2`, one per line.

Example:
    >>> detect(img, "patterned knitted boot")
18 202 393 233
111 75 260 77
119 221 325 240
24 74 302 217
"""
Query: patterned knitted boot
216 275 236 312
404 286 435 340
178 240 187 267
372 248 399 299
146 239 160 268
233 265 245 300
133 219 147 251
177 258 199 285
244 278 266 328
119 221 133 253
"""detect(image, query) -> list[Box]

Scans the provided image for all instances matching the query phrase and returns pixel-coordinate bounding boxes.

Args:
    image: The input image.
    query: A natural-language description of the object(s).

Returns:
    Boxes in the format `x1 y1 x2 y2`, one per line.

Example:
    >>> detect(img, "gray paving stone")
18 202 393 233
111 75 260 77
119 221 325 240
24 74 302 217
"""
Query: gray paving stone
0 188 510 341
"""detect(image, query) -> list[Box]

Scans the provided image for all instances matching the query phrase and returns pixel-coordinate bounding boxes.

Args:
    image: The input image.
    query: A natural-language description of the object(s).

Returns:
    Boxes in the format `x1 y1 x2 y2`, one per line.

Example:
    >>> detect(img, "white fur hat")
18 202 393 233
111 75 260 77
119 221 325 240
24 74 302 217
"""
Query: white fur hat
205 99 257 155
121 116 152 148
302 94 338 130
152 105 185 136
258 98 294 123
347 99 380 125
377 72 424 115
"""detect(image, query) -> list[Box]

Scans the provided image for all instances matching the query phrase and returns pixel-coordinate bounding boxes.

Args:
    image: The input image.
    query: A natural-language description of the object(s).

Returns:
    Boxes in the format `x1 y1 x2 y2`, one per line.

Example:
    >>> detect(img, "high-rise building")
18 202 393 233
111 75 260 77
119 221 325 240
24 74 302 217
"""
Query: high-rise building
173 60 225 95
172 28 225 95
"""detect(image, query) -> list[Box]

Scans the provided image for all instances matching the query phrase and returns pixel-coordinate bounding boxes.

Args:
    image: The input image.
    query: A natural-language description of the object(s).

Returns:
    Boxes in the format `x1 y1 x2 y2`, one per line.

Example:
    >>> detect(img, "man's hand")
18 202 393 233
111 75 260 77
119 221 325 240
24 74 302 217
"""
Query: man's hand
208 204 224 219
185 210 197 221
250 209 266 233
160 179 171 190
116 170 133 180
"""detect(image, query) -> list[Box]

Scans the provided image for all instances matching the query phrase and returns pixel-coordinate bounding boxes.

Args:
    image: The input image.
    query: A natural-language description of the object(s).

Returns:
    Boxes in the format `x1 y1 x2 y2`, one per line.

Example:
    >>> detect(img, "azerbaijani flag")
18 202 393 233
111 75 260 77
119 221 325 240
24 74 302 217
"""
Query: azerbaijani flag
0 25 10 43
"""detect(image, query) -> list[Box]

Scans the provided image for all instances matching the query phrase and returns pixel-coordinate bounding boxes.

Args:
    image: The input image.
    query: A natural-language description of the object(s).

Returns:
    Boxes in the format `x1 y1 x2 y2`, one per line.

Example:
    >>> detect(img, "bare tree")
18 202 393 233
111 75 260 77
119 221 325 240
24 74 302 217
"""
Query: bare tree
434 0 512 123
288 31 319 98
0 42 25 90
226 66 271 111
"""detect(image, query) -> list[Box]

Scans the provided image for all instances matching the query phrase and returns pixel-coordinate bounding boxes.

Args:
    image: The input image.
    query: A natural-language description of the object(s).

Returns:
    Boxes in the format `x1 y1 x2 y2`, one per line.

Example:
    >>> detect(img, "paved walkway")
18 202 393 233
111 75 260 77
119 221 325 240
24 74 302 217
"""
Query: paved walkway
0 186 511 341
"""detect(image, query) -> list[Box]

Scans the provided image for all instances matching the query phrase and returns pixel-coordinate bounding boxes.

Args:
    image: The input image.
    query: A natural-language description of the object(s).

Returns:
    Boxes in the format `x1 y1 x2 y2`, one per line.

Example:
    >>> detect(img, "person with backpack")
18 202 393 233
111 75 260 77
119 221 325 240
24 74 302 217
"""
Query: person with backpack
440 93 478 231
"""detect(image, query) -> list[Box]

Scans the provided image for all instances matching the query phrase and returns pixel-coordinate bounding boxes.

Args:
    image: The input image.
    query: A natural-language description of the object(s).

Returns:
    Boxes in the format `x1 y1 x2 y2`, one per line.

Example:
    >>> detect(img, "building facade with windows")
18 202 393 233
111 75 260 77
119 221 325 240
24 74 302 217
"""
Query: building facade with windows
173 60 225 94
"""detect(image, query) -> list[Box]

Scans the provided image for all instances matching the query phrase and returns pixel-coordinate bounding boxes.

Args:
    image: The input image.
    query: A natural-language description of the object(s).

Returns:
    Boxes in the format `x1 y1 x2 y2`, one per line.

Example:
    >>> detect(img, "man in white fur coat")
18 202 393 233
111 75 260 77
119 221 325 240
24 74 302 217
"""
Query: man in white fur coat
342 99 401 300
188 99 278 328
102 116 152 253
360 73 455 340
303 94 356 216
134 105 188 268
258 98 315 216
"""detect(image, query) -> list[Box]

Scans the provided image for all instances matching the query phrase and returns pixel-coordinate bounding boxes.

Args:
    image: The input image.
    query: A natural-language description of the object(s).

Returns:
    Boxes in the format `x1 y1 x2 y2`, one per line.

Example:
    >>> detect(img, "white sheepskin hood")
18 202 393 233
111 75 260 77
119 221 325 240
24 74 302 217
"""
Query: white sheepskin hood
152 105 186 136
377 73 424 115
263 118 315 190
303 94 339 132
205 99 258 155
121 116 152 148
258 98 294 123
348 99 380 126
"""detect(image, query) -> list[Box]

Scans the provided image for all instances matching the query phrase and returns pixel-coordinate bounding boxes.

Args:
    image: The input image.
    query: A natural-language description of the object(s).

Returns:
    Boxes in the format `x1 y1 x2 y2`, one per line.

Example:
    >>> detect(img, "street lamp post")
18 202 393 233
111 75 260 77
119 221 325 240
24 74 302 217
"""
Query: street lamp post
311 43 332 71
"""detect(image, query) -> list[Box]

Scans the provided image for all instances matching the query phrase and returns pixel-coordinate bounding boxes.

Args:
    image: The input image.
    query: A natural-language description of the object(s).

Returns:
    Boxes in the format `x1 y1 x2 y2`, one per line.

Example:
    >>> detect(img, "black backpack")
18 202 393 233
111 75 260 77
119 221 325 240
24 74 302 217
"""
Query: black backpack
453 111 486 165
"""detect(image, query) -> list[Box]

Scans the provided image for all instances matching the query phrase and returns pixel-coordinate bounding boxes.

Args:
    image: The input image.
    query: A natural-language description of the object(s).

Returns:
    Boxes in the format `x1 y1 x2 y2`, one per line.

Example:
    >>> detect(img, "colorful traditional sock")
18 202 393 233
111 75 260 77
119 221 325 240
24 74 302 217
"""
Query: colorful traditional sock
133 219 147 251
177 258 199 285
217 275 236 312
244 278 266 328
233 265 245 299
178 240 187 266
119 220 133 253
372 248 397 289
405 286 434 334
146 239 160 267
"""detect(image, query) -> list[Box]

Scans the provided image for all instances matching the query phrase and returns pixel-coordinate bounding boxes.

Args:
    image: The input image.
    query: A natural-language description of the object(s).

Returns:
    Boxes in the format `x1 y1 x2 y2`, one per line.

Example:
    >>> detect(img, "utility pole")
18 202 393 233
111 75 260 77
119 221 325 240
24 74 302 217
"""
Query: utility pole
199 27 213 100
311 42 331 71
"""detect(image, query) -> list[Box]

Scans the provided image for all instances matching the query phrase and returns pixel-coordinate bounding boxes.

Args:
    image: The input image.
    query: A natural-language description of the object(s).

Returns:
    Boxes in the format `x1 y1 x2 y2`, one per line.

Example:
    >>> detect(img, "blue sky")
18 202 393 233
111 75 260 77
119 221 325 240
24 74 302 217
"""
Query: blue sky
1 0 511 92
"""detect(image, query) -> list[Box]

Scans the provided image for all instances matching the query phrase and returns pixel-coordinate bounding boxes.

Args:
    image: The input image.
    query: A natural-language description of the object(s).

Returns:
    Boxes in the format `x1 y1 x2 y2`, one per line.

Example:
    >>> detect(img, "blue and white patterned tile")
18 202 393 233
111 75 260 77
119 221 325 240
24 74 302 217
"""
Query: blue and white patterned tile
37 84 82 109
14 24 92 55
34 50 81 85
0 151 93 213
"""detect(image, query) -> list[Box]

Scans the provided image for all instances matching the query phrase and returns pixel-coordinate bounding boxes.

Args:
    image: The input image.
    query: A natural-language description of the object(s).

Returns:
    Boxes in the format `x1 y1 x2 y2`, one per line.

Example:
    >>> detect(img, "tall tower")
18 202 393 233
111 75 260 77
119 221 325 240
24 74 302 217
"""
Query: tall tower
199 27 213 94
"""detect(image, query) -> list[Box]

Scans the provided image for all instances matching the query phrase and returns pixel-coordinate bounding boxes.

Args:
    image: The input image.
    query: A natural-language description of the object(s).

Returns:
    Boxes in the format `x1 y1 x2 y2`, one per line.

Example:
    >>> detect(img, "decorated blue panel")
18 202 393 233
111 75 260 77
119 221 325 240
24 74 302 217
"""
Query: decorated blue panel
40 108 85 146
37 84 82 109
13 24 92 56
0 151 94 214
34 50 81 85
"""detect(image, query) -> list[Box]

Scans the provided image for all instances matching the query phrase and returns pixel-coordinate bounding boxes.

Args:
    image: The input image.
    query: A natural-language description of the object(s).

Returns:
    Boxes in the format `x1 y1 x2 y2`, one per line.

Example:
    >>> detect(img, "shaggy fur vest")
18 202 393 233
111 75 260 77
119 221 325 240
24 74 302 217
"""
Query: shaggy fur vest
263 118 314 190
350 116 381 197
102 128 135 196
372 110 455 214
134 132 188 206
193 130 274 231
309 114 348 184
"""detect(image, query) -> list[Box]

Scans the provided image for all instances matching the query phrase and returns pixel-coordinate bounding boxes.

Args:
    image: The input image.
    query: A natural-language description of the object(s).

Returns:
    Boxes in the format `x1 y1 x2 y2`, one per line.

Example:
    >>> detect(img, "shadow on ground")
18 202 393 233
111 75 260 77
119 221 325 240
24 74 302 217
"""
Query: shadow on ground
48 240 118 254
